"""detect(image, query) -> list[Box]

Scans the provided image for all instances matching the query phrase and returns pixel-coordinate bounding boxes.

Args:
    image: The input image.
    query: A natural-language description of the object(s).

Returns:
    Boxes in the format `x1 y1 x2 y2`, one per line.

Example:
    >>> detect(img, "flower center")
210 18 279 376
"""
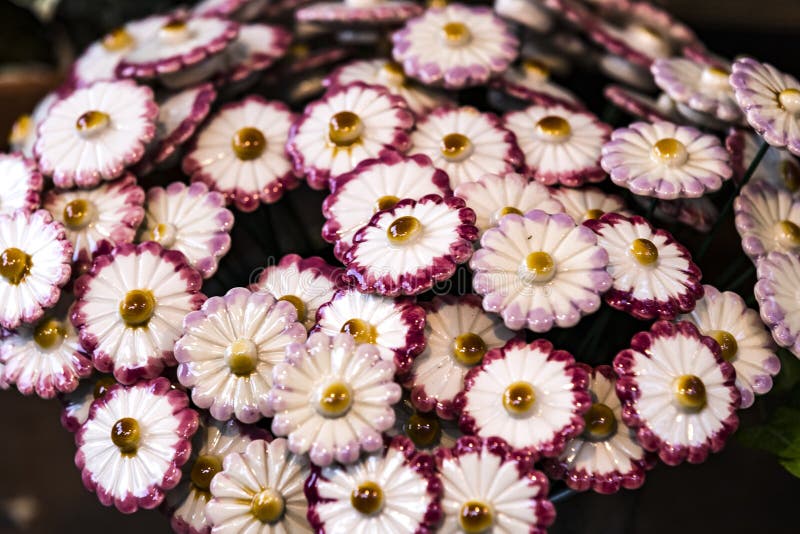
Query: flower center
442 21 471 46
93 376 116 399
111 417 141 455
780 159 800 192
75 110 110 137
316 381 353 418
502 381 536 416
379 61 406 86
340 318 377 344
522 58 550 80
386 215 422 245
459 501 494 533
584 209 604 221
629 238 659 266
160 19 190 44
148 222 177 248
490 206 523 225
250 488 285 524
778 88 800 114
582 402 618 442
452 332 488 366
700 66 731 90
375 195 400 212
350 481 384 516
119 289 156 328
232 127 267 161
535 115 572 141
774 219 800 248
628 23 670 58
190 454 223 491
651 137 688 166
329 111 363 147
278 295 307 323
63 198 95 230
673 374 707 411
708 330 738 362
440 133 474 162
523 251 556 283
9 114 31 145
33 318 66 350
102 27 134 51
226 338 258 376
0 247 32 285
404 411 441 447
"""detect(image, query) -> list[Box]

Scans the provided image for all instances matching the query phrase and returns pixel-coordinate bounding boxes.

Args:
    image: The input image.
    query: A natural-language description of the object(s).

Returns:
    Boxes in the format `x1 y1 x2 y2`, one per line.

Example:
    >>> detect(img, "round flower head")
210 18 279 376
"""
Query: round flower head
193 0 269 21
183 96 297 212
410 106 523 189
297 0 422 25
206 438 311 533
584 213 703 320
730 57 800 156
268 332 402 466
252 254 341 331
436 436 555 533
313 288 425 375
323 153 451 260
35 80 158 189
491 58 582 110
9 91 58 158
215 23 291 85
454 172 564 237
494 0 553 32
726 128 800 192
550 185 629 224
601 121 732 199
603 84 679 123
392 4 518 89
0 209 72 329
71 242 206 384
0 153 42 215
142 182 233 279
343 195 478 296
287 82 414 190
755 251 800 357
505 104 611 187
44 174 145 272
390 398 462 450
59 373 118 432
75 377 199 513
175 288 307 423
471 210 611 332
734 182 800 261
678 285 779 409
614 321 740 465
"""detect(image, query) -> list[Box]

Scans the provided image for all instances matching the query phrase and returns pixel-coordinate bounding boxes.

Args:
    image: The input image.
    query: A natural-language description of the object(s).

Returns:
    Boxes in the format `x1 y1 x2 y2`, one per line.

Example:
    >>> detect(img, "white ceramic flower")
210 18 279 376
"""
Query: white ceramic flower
755 252 800 358
491 58 581 109
550 185 629 224
59 374 118 433
734 182 800 261
0 153 43 215
8 91 58 158
726 128 800 194
389 399 462 450
651 58 741 123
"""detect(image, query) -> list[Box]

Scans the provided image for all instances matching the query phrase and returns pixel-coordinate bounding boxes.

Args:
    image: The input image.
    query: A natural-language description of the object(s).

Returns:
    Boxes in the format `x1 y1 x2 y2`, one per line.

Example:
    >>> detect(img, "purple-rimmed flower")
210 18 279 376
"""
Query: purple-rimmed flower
287 82 414 190
343 195 478 297
455 338 590 460
206 438 311 532
392 3 518 89
313 288 425 375
505 104 610 187
142 181 233 279
679 285 779 409
215 23 292 85
490 59 582 110
323 153 451 261
297 0 422 25
603 84 678 123
183 96 297 212
635 195 719 233
71 242 206 384
306 435 441 533
193 0 268 21
44 174 145 272
0 209 72 329
405 295 516 420
389 398 463 450
175 288 306 424
409 106 523 189
471 210 611 332
268 332 402 466
614 321 740 465
494 0 553 33
735 182 800 261
584 213 703 320
543 365 653 494
730 57 800 156
454 172 564 237
75 377 199 513
726 128 800 191
550 185 629 224
601 121 732 199
436 436 555 533
58 373 118 432
0 153 43 215
35 80 158 189
8 91 59 158
755 251 800 357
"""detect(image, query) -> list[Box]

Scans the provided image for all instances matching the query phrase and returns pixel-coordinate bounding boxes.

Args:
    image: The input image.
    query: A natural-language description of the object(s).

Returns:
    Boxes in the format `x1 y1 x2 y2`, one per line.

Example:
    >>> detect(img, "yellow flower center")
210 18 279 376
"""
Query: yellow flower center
524 251 556 282
102 27 134 51
490 206 523 225
440 133 473 161
190 454 223 491
386 215 422 245
375 195 400 212
75 110 110 137
317 381 353 418
502 381 536 416
651 137 688 166
278 295 307 323
9 114 31 146
119 289 156 328
582 402 618 441
774 219 800 248
708 330 738 362
33 318 66 350
350 481 384 516
232 127 267 160
781 159 800 192
226 338 258 376
459 501 494 533
160 19 190 44
629 238 659 266
584 209 604 221
63 198 94 230
250 488 285 524
93 376 117 399
673 374 707 411
700 66 731 89
328 111 363 147
148 222 177 248
535 115 572 141
522 58 550 79
442 22 471 46
110 417 141 455
404 411 441 447
778 88 800 114
380 61 406 86
452 332 488 366
0 247 32 285
340 318 377 344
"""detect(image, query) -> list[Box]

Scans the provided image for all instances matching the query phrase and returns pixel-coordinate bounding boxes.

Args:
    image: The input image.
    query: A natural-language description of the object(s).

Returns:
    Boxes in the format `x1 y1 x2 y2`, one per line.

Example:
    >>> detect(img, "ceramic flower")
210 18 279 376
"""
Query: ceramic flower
390 398 462 450
44 174 145 272
392 3 518 89
614 321 740 465
0 153 42 215
494 0 553 33
755 251 800 357
603 84 679 123
436 436 555 533
726 128 800 191
678 285 779 409
8 91 58 158
71 242 206 384
601 121 732 199
322 153 451 260
550 185 629 224
454 172 564 236
491 58 582 110
313 289 425 375
734 182 800 261
343 195 478 296
471 210 611 332
193 0 269 21
75 377 199 513
505 104 610 187
306 435 441 533
543 365 652 494
59 374 118 432
35 80 158 189
175 288 307 423
287 82 414 190
297 0 422 25
215 23 292 85
584 213 703 320
730 57 800 156
268 332 402 466
183 96 298 212
206 438 311 533
410 106 522 189
638 196 719 233
0 209 72 329
142 181 233 279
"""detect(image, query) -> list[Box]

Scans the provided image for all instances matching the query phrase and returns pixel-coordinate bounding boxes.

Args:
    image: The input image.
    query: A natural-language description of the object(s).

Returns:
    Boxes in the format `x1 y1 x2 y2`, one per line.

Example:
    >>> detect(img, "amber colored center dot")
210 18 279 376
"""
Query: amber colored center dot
503 381 536 416
278 295 307 323
629 24 670 57
491 206 523 225
651 137 688 166
350 481 384 516
340 318 377 344
9 114 31 145
251 488 285 524
535 115 571 140
629 238 659 266
774 219 800 248
583 402 618 442
232 127 267 161
119 289 156 328
317 381 352 417
63 198 94 230
226 338 258 377
380 61 406 85
404 411 441 448
442 21 471 45
440 133 473 161
584 209 604 221
522 58 550 79
673 374 707 411
525 251 556 282
708 330 738 362
329 111 363 147
452 332 487 366
33 318 66 350
148 222 177 248
375 195 400 212
781 160 800 192
459 501 494 534
93 376 117 399
778 88 800 114
111 417 141 455
191 454 223 491
102 27 134 51
160 19 189 43
75 110 110 136
386 215 422 245
700 66 731 89
0 247 32 285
